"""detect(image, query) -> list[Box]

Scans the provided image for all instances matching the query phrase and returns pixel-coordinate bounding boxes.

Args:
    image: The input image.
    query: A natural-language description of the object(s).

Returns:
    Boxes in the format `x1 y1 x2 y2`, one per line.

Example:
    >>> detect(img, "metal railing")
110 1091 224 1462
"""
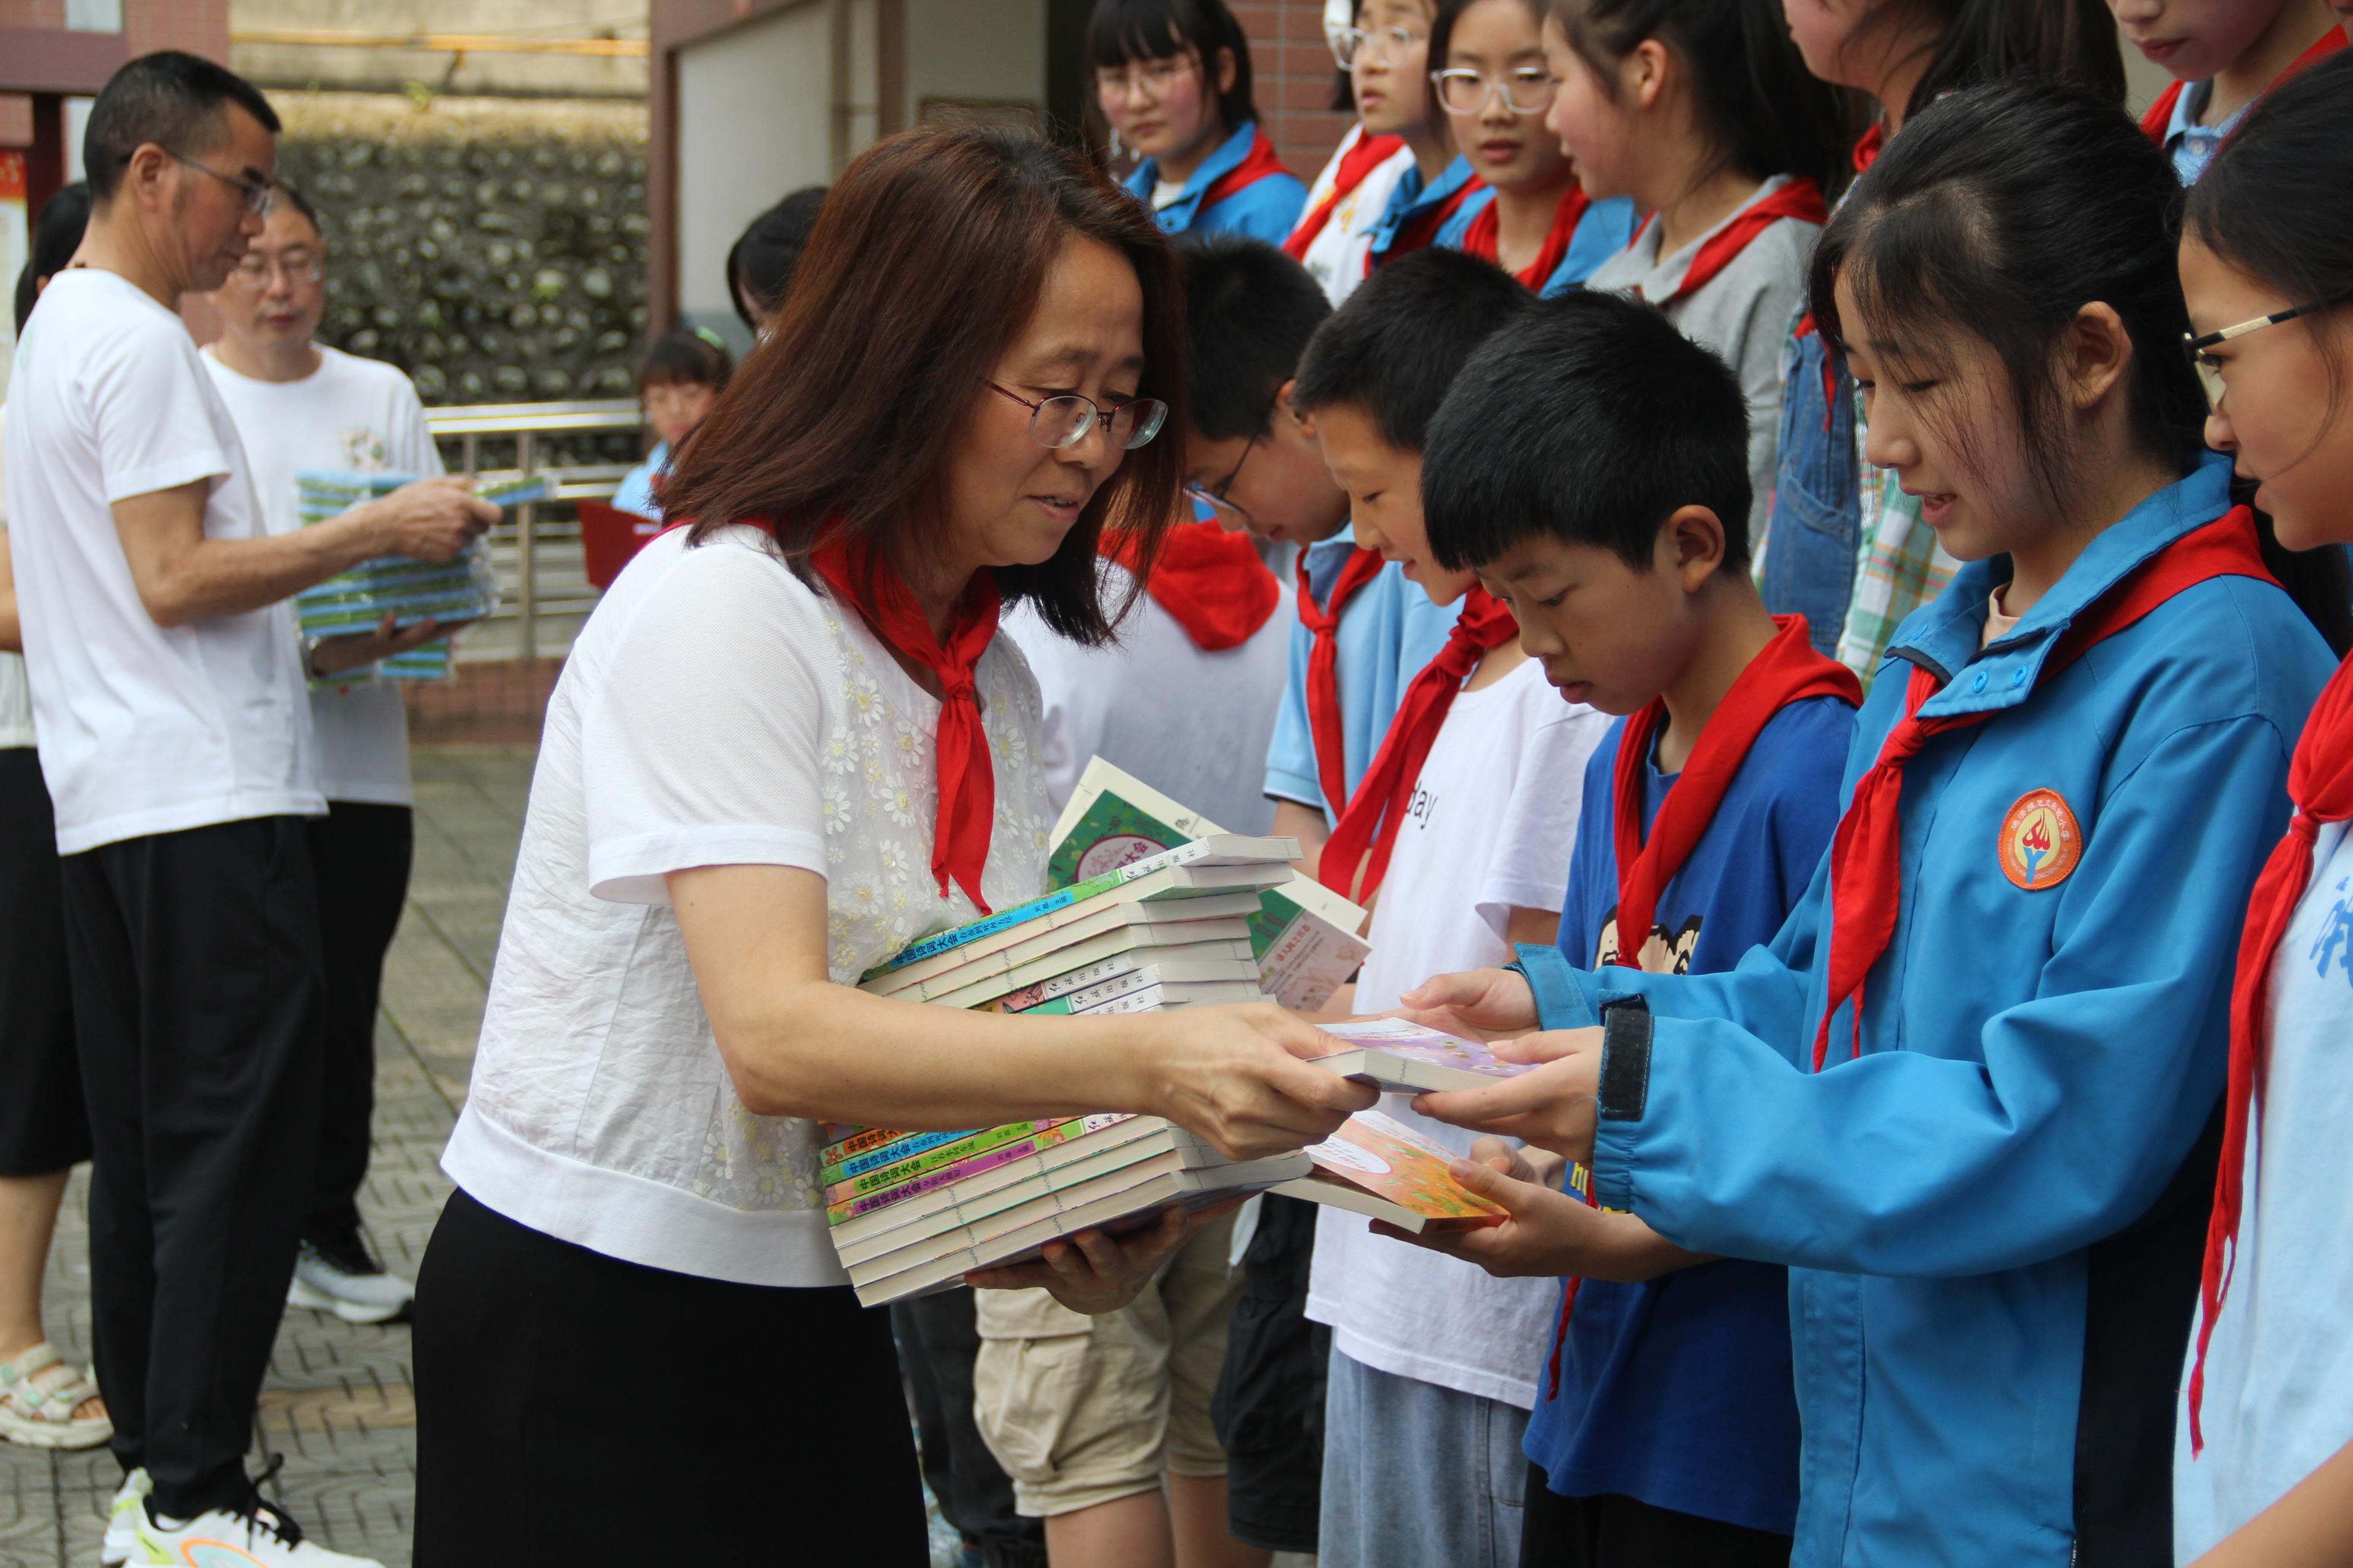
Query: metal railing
426 397 647 662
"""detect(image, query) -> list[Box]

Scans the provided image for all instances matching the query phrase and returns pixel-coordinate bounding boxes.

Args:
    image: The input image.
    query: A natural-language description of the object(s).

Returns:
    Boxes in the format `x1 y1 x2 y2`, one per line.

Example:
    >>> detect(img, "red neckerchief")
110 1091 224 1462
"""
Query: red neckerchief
1317 587 1518 902
1612 615 1859 966
1199 126 1295 212
1637 179 1829 309
1388 171 1488 262
1297 546 1389 815
1811 508 2279 1071
2187 648 2353 1452
1541 613 1859 1401
2142 25 2346 144
1099 521 1279 652
809 535 1004 912
1285 129 1407 260
1457 181 1592 290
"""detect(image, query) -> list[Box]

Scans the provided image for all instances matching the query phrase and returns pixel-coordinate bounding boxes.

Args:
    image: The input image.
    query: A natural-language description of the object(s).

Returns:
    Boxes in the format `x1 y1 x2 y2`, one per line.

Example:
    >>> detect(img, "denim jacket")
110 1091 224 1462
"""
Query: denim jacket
1758 319 1859 657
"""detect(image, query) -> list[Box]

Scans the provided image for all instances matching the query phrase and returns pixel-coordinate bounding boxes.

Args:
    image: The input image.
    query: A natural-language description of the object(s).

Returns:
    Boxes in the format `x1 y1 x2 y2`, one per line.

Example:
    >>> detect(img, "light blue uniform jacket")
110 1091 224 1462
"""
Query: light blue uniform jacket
1123 121 1306 244
1518 454 2333 1566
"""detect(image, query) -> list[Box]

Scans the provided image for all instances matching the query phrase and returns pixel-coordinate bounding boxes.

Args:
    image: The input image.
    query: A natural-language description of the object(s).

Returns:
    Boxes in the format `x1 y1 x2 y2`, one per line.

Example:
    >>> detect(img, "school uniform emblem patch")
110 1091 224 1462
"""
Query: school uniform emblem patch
1999 789 2082 890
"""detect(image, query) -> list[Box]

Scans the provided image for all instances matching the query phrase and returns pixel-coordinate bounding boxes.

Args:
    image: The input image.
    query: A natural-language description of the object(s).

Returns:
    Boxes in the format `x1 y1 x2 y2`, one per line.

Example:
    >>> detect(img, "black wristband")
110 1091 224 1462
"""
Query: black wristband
1598 1001 1653 1122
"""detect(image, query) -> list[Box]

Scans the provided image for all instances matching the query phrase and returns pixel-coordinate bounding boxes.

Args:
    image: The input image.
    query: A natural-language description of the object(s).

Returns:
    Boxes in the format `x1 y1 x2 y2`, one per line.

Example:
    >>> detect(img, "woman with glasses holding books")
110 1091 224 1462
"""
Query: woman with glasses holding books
407 122 1372 1567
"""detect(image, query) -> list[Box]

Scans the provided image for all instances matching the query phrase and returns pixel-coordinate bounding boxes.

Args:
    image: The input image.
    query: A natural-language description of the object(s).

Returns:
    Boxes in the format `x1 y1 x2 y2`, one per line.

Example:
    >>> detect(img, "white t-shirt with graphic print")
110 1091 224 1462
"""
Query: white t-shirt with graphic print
441 524 1055 1286
1307 656 1611 1406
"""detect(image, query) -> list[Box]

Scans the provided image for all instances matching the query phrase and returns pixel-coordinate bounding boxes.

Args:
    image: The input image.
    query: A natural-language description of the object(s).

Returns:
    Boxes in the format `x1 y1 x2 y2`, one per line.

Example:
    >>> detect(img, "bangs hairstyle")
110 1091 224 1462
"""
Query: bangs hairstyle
1424 290 1751 571
635 326 734 395
1810 77 2202 511
2187 50 2353 419
1292 246 1532 451
1085 0 1260 138
1549 0 1866 199
85 51 280 204
1869 0 2123 121
1174 233 1330 441
1428 0 1547 118
662 123 1186 647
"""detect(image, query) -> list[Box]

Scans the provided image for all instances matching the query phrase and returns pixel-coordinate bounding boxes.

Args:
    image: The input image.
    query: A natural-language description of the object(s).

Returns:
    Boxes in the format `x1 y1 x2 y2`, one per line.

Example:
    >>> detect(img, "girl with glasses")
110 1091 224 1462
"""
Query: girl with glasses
1421 0 1637 295
405 122 1370 1567
1285 0 1444 304
1086 0 1307 244
2172 49 2353 1568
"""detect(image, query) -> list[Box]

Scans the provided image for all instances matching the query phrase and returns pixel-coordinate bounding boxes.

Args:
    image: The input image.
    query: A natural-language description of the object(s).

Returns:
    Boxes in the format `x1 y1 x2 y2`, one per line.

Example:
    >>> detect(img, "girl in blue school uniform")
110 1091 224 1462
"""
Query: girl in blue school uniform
2171 52 2353 1566
1087 0 1307 243
1401 79 2344 1568
1363 0 1635 292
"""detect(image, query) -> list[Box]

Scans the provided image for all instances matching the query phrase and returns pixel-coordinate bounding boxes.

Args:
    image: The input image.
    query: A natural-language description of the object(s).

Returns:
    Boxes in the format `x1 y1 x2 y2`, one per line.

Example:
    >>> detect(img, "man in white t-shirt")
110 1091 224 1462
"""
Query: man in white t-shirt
0 52 490 1567
203 187 450 1330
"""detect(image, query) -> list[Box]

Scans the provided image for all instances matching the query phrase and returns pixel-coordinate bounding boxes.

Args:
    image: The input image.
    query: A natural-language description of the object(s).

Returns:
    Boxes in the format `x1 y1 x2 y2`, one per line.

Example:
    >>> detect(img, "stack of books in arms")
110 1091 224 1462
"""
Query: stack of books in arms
293 470 548 681
828 834 1314 1305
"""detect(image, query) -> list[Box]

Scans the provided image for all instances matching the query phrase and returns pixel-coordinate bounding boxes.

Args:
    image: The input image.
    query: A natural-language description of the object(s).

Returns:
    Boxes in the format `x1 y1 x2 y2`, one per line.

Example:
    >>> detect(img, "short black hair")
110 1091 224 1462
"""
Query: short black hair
272 180 322 236
1291 246 1530 451
85 52 280 204
15 183 90 337
1173 233 1330 442
1085 0 1261 136
636 325 735 395
727 186 829 327
1423 289 1751 572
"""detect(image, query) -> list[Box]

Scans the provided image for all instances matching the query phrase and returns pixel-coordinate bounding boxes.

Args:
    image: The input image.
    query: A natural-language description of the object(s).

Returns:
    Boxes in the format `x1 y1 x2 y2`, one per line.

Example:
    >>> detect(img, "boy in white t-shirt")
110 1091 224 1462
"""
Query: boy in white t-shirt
1290 249 1609 1568
202 189 455 1328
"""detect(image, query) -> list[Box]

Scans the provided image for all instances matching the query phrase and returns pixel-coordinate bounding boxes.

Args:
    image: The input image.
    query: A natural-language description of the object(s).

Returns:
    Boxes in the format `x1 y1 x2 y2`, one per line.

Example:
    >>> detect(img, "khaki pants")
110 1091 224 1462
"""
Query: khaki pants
973 1211 1241 1517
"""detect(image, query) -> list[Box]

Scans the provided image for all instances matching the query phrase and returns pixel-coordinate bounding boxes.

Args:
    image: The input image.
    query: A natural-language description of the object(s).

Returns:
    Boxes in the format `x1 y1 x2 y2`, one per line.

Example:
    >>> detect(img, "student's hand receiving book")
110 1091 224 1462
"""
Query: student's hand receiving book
1299 1016 1535 1092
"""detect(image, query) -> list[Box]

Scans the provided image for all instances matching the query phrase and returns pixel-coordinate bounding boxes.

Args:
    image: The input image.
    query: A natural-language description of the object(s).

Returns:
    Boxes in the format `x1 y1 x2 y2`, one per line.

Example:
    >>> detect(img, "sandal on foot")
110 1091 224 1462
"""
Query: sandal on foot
0 1342 112 1450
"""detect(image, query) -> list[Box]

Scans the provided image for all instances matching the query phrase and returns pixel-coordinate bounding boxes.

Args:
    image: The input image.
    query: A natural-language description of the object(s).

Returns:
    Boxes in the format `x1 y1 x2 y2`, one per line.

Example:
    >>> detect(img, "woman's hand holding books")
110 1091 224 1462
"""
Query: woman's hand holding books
1135 1002 1377 1160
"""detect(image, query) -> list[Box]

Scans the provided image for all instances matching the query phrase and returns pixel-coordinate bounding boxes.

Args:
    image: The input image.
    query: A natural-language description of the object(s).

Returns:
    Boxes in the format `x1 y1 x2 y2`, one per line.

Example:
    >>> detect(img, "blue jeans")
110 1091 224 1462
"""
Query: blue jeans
1758 323 1860 657
1319 1347 1530 1568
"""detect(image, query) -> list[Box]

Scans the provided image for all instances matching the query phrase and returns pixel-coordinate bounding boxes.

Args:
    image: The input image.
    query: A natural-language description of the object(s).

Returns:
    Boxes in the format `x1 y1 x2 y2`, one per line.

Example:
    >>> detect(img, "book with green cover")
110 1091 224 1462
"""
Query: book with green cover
1048 759 1371 1010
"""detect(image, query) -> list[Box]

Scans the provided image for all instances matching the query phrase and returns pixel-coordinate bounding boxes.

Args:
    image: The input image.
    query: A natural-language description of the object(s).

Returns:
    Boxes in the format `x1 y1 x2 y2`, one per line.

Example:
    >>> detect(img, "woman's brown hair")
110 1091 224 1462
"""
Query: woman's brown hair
665 122 1186 644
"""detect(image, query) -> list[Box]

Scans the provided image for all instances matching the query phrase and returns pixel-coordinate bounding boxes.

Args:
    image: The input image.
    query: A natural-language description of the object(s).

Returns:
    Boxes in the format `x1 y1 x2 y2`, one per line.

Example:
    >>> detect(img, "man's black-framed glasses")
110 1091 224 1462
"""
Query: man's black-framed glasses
148 148 277 217
988 381 1168 451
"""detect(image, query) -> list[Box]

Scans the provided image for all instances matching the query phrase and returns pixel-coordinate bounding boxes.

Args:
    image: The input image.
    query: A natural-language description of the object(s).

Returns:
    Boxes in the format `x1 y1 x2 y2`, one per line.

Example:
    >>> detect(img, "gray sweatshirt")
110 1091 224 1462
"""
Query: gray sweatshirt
1580 174 1822 552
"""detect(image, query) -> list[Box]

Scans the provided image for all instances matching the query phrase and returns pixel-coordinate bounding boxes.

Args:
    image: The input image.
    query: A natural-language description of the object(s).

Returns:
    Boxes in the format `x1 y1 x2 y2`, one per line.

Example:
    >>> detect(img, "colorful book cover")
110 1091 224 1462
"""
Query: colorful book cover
822 1124 912 1164
860 838 1288 982
821 1125 986 1187
1046 760 1370 1010
827 1115 1154 1244
825 1115 1125 1224
1293 1111 1507 1226
292 470 544 654
824 1119 1070 1203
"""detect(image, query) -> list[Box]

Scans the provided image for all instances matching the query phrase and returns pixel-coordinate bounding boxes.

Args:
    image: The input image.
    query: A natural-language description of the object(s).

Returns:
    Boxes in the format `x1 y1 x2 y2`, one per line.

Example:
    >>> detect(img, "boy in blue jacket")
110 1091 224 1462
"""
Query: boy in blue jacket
1395 80 2338 1567
1397 289 1858 1563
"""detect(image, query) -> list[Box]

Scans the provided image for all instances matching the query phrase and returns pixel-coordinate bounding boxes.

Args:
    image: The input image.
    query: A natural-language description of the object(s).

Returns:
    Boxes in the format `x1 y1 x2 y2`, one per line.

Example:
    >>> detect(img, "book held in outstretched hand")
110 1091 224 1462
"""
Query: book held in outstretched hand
1272 1110 1509 1234
825 826 1313 1305
1301 1016 1536 1092
1047 758 1372 1010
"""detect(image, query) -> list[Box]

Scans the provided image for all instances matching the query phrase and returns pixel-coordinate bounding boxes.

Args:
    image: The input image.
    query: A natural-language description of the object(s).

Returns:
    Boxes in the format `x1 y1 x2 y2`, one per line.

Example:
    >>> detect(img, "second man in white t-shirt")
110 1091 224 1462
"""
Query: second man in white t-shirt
202 190 452 1327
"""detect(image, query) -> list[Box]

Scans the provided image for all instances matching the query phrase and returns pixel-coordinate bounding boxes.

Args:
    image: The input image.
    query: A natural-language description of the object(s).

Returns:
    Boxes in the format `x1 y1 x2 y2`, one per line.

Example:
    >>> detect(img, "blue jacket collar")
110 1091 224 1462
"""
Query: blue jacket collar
1886 451 2237 720
1125 120 1260 225
1366 155 1484 257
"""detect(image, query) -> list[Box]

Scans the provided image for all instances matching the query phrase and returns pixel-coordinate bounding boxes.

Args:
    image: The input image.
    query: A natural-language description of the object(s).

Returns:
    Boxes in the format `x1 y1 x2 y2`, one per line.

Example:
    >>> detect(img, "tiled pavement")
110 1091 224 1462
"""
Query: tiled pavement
0 747 532 1568
0 746 1313 1568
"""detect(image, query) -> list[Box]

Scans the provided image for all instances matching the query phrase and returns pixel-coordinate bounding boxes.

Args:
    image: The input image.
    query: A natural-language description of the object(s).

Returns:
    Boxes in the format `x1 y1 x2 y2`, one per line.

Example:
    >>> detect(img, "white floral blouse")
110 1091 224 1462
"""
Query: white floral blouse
442 524 1055 1287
